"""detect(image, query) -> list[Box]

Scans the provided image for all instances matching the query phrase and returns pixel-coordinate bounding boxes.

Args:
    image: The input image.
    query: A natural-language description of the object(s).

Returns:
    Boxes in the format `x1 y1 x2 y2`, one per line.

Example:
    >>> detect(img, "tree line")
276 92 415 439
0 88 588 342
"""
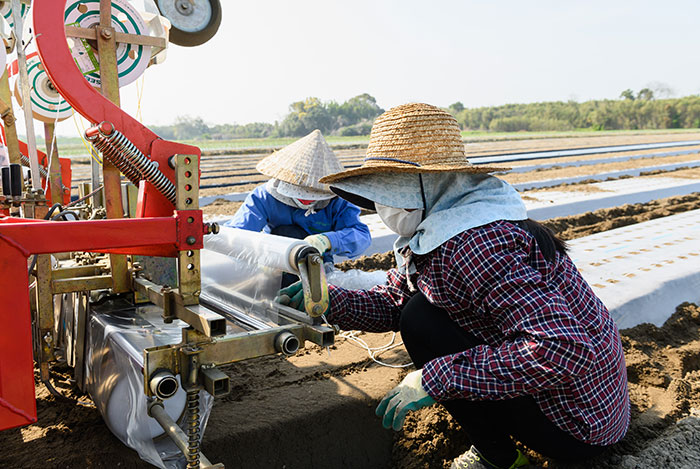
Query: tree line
150 93 384 140
449 90 700 132
151 89 700 140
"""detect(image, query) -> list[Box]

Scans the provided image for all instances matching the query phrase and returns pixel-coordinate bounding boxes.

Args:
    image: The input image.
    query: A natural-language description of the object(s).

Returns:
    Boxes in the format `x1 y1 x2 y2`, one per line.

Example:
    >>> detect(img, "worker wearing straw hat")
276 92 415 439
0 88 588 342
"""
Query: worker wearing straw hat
225 129 371 275
279 104 630 469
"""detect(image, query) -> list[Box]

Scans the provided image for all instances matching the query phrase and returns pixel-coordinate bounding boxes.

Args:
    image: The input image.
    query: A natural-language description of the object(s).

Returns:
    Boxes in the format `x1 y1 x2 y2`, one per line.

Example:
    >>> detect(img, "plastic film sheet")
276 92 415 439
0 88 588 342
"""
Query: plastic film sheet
205 227 307 273
569 208 700 329
86 304 213 469
201 247 284 328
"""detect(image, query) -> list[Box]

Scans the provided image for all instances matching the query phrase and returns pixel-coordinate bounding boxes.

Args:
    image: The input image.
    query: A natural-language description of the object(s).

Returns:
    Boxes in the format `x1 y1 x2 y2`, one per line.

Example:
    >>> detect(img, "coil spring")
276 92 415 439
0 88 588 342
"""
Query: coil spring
86 123 177 205
19 155 69 192
186 390 200 468
87 134 142 185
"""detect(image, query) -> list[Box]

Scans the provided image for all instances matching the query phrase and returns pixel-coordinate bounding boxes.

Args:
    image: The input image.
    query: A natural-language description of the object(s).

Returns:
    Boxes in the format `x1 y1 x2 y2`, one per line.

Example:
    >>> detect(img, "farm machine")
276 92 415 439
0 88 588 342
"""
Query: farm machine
0 1 334 467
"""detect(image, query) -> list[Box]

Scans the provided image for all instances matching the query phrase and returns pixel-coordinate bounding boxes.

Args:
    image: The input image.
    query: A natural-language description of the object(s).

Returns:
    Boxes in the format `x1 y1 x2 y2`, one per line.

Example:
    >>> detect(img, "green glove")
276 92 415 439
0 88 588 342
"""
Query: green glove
275 281 331 316
375 369 436 431
304 234 332 254
275 281 305 310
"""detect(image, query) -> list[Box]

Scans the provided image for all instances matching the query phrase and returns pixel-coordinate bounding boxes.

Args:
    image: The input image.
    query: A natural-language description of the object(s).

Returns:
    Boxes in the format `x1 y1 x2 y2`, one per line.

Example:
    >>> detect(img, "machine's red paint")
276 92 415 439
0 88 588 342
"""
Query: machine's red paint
0 1 207 431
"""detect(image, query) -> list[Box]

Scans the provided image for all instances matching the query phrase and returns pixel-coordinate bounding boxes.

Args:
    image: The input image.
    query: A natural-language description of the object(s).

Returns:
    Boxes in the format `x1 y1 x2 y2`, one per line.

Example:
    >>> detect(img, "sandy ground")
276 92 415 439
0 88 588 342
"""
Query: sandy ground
5 133 700 468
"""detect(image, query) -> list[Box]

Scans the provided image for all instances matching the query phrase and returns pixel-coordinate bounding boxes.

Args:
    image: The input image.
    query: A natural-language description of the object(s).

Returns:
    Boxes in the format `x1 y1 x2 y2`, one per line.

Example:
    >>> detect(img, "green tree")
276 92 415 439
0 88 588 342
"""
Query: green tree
637 88 655 101
620 89 635 100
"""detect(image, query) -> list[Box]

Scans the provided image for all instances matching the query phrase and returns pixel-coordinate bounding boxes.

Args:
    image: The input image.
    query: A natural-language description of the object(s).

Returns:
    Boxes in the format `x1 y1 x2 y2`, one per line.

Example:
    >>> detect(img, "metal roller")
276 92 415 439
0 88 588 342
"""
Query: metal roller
155 0 221 47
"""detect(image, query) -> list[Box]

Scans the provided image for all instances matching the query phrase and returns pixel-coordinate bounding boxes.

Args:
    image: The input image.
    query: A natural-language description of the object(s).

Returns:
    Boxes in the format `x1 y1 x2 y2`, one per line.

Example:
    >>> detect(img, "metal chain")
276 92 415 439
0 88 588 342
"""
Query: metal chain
186 390 200 468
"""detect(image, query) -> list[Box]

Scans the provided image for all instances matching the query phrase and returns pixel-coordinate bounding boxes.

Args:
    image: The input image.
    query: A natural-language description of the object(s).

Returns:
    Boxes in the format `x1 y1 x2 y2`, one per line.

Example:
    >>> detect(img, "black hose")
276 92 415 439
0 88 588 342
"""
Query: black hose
44 203 64 220
50 210 79 221
27 254 38 276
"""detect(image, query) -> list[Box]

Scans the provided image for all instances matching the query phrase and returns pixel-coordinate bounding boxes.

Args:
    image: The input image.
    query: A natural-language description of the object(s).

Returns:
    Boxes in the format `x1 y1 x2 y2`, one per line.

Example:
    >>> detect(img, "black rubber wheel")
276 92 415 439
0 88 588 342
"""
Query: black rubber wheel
156 0 222 47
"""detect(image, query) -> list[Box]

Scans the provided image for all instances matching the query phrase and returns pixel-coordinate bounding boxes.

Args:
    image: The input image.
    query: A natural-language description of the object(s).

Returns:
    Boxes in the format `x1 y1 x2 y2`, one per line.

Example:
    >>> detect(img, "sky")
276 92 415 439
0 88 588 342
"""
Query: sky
17 0 700 137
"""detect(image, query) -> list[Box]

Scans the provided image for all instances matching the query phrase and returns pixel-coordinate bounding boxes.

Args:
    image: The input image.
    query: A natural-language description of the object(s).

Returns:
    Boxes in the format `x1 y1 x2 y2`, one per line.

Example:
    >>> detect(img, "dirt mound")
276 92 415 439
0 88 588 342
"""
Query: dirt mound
541 192 700 241
390 303 700 469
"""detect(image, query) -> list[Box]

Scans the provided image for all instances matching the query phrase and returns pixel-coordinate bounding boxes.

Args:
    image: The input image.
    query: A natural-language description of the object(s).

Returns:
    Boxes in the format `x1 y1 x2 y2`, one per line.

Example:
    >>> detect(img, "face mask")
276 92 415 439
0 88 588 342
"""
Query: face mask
294 198 317 209
375 203 423 237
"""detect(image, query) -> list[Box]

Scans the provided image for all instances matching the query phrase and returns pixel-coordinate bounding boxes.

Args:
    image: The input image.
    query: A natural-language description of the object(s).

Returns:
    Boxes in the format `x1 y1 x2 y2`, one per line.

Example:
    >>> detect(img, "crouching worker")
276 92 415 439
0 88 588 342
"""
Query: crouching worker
225 129 371 284
279 104 630 469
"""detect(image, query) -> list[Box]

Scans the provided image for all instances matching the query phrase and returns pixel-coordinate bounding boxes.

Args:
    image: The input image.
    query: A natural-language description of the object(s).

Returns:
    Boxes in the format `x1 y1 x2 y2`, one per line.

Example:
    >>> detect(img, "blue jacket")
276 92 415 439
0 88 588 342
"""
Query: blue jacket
225 185 371 260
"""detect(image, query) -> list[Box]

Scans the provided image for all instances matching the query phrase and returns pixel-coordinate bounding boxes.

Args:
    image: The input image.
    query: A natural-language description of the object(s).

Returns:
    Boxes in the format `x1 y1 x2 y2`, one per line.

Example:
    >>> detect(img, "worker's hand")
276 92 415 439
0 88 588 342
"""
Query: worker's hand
275 281 305 310
375 369 436 431
275 281 331 316
304 234 331 254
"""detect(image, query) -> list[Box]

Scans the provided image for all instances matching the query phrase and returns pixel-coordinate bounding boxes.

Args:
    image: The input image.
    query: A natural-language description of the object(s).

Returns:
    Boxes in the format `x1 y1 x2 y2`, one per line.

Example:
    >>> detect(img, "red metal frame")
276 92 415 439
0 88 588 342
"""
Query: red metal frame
0 1 209 431
0 213 201 430
33 0 201 218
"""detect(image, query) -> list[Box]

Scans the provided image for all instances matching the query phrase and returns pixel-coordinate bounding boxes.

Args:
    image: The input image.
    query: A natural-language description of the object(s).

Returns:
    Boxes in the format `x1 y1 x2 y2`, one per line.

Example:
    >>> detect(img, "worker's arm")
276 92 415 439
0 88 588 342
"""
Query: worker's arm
322 199 371 257
327 267 413 332
224 186 270 232
422 226 597 402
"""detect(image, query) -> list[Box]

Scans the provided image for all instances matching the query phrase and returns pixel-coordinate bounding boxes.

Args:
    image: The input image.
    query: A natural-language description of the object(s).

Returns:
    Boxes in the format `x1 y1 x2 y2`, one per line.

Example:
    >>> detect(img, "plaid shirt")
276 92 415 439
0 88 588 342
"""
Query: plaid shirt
328 220 630 445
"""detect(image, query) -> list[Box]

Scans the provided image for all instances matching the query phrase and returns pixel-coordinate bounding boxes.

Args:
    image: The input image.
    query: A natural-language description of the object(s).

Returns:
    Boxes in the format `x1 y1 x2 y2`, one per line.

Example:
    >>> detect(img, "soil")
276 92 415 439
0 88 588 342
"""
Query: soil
391 303 700 469
5 133 700 468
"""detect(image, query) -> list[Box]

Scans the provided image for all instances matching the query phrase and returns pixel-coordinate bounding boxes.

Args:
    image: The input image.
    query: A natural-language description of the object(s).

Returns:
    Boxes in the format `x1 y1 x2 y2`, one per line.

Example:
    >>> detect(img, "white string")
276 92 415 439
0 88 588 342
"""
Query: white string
339 330 413 369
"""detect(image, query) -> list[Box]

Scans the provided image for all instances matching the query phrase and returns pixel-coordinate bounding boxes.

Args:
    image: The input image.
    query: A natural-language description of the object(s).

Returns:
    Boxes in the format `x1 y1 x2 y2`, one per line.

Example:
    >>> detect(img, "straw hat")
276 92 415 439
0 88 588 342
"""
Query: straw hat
319 103 509 184
256 129 344 194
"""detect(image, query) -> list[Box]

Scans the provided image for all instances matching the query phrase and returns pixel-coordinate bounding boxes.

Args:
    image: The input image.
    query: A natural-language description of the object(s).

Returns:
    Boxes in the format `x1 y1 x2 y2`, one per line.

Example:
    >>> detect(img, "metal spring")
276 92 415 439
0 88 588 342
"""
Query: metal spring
87 135 142 185
86 123 177 205
19 155 69 192
186 390 201 468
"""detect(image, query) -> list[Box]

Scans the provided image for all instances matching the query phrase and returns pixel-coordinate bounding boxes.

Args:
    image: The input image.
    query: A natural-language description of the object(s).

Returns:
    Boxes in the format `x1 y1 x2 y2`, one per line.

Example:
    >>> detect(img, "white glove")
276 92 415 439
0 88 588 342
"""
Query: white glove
304 234 331 254
375 369 436 431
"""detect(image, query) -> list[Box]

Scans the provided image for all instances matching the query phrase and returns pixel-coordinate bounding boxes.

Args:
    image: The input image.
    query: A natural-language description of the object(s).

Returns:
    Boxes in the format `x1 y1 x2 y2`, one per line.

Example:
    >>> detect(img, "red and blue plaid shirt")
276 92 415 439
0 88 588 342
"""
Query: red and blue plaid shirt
328 220 630 445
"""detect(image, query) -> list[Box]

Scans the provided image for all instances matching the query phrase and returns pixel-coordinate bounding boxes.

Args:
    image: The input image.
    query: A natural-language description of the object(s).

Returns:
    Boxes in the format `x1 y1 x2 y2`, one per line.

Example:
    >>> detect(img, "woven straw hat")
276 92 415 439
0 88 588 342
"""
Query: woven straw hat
256 129 344 194
319 103 509 184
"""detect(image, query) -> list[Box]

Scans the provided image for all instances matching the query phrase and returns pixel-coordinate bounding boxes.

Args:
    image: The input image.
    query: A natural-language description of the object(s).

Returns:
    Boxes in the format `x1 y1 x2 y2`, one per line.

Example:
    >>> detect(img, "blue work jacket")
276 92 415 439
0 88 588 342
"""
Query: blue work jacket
225 185 371 260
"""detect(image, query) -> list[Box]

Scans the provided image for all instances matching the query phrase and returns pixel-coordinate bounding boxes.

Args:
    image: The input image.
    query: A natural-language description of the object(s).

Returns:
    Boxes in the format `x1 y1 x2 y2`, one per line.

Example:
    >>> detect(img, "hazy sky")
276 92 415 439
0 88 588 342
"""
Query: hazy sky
28 0 700 136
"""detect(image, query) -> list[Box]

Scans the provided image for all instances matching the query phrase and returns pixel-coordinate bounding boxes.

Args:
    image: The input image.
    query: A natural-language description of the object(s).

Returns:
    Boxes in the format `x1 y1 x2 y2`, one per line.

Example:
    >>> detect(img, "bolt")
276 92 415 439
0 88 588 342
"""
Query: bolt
100 28 113 40
186 236 196 245
205 222 220 235
43 332 53 345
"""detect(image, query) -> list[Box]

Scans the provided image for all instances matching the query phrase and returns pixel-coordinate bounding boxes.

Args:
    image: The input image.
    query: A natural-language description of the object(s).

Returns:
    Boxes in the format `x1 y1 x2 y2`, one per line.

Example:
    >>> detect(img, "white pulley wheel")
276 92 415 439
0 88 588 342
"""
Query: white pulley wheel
155 0 220 47
12 54 74 123
64 0 151 88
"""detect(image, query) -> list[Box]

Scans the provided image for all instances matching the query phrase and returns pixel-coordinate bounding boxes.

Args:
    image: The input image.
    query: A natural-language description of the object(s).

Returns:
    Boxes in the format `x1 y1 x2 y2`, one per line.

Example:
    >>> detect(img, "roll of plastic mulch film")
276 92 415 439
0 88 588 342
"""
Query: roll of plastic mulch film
64 0 151 88
155 0 221 47
12 53 74 123
0 1 28 30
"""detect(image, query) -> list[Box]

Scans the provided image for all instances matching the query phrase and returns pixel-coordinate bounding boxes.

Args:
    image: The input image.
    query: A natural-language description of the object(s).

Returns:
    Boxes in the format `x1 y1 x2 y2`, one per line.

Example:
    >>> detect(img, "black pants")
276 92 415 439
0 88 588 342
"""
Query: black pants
400 292 606 466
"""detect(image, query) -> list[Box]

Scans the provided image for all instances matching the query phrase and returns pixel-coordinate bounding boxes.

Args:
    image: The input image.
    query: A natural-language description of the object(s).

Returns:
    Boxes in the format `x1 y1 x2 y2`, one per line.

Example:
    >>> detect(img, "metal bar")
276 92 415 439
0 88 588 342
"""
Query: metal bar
132 277 226 337
96 0 129 292
35 254 55 375
175 155 201 304
0 71 21 165
0 217 178 254
143 325 307 394
51 264 106 280
44 123 63 205
147 402 220 469
65 26 168 48
51 275 114 294
12 0 40 189
0 245 37 430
